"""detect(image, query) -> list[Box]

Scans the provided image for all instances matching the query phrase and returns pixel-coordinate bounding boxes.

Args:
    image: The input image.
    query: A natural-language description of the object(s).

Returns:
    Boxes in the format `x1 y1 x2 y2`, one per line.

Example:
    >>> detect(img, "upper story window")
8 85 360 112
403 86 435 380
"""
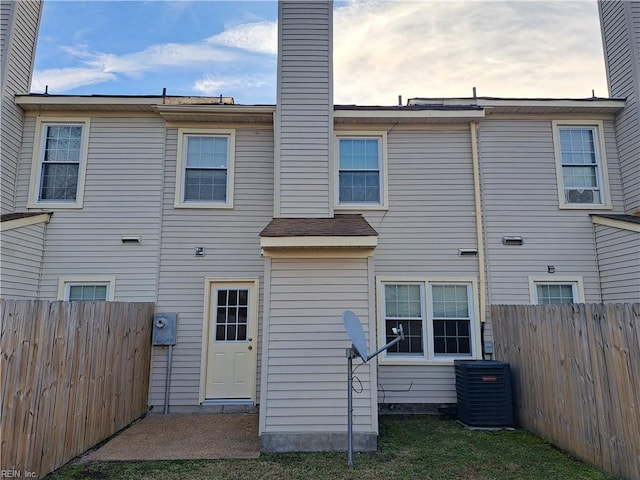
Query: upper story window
335 132 388 210
175 128 235 209
552 121 611 209
379 278 479 364
28 118 90 209
529 276 585 305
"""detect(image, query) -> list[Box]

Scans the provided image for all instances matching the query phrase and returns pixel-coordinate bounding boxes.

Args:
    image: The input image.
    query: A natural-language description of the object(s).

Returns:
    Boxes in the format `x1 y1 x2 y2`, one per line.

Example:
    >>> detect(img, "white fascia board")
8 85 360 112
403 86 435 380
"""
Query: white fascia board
334 109 485 120
478 98 626 109
15 95 162 106
591 216 640 232
260 235 378 250
155 105 276 115
0 213 52 231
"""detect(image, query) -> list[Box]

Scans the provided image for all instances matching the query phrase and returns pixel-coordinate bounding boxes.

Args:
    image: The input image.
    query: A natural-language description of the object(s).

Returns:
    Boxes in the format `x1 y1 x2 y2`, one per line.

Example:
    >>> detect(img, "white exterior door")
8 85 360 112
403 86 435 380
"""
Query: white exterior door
204 280 258 400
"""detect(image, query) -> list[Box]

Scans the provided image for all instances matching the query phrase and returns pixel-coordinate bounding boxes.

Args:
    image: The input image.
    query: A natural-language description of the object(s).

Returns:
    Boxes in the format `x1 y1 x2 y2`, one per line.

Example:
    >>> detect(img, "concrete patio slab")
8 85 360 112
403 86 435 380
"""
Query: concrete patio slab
87 413 260 461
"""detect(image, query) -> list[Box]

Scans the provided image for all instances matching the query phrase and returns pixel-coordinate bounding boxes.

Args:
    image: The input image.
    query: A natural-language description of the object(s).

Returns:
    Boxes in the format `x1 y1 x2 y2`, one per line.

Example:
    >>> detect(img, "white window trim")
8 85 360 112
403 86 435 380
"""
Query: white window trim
334 131 389 211
528 276 585 304
376 276 481 365
57 275 116 301
552 120 612 210
174 128 236 209
28 117 91 209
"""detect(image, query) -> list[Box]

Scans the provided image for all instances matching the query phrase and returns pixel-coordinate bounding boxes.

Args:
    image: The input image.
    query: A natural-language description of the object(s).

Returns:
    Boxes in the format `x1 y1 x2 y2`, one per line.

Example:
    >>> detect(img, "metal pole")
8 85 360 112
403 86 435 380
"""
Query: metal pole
164 344 173 415
347 347 354 467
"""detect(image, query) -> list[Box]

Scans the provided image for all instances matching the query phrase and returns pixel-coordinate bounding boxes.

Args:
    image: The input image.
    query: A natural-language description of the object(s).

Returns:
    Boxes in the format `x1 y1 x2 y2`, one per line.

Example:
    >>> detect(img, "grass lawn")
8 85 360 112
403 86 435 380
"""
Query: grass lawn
47 415 616 480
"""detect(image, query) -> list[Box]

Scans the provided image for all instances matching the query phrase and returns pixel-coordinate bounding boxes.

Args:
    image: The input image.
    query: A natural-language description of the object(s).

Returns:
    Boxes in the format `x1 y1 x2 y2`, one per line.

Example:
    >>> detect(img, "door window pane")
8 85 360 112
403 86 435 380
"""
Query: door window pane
215 288 249 342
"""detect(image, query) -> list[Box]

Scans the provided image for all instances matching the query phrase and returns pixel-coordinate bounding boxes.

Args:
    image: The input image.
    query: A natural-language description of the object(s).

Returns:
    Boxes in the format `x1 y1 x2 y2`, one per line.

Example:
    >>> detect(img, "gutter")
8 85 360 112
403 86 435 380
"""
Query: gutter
469 121 486 324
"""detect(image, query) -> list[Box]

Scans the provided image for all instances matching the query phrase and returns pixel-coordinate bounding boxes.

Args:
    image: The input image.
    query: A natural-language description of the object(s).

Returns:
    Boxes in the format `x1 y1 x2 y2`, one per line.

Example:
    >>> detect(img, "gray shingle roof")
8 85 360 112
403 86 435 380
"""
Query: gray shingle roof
260 214 378 237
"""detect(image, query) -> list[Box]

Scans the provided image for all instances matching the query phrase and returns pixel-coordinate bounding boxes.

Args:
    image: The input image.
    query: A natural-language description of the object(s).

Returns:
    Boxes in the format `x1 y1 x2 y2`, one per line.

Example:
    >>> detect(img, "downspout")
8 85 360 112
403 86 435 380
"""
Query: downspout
470 121 487 329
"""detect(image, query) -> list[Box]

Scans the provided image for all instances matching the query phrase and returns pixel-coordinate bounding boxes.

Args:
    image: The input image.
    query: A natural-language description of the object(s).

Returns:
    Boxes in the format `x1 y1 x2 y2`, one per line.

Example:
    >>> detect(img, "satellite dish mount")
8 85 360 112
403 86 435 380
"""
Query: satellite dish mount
342 310 405 466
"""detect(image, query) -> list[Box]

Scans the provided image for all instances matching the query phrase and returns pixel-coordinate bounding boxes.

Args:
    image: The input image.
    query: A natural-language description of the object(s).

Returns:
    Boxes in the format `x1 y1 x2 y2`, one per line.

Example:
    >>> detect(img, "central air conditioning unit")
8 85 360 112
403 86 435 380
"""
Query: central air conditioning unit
454 360 514 427
567 189 595 204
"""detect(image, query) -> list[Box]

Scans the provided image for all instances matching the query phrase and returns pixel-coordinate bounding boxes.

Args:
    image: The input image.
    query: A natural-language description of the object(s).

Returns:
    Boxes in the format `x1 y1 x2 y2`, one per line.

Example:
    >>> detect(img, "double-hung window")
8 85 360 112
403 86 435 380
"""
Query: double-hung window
380 279 478 363
553 121 610 208
58 276 116 301
529 277 584 305
336 132 387 209
175 129 235 208
430 284 473 356
29 118 90 208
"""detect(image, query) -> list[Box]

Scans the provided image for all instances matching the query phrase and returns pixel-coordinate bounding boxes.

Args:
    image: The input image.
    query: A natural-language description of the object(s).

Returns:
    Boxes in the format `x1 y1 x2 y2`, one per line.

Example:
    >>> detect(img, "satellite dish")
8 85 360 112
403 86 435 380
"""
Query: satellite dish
342 310 368 360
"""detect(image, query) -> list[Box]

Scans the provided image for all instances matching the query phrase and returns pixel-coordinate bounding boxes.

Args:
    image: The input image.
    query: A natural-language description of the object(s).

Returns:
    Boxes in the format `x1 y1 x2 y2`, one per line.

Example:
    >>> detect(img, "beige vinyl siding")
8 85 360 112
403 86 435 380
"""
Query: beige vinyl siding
14 116 165 300
480 119 624 304
594 224 640 303
364 128 479 275
261 256 375 433
0 0 42 213
600 1 640 213
0 222 46 298
378 365 457 404
275 1 332 217
149 127 274 407
353 127 479 405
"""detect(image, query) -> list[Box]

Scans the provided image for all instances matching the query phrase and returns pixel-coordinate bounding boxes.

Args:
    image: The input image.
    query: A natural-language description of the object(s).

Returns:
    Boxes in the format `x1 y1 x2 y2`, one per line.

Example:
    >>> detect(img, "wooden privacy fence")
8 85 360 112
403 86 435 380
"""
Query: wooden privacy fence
492 303 640 480
1 299 154 478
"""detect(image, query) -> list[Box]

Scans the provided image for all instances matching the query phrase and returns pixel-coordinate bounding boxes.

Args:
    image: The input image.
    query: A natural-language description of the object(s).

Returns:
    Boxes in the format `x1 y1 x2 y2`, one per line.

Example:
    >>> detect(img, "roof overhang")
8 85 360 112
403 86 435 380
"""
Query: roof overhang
334 106 485 124
260 215 378 252
156 104 275 123
14 95 275 123
0 212 53 231
15 95 162 112
591 214 640 232
408 97 626 116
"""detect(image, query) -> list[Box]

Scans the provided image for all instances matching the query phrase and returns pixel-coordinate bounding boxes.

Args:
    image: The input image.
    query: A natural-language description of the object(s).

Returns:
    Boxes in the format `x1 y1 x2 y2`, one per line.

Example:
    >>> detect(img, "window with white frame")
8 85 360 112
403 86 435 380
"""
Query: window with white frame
383 283 425 356
553 121 609 208
175 129 235 208
380 280 478 362
529 277 584 305
430 284 473 356
29 119 90 208
58 276 115 301
336 133 387 208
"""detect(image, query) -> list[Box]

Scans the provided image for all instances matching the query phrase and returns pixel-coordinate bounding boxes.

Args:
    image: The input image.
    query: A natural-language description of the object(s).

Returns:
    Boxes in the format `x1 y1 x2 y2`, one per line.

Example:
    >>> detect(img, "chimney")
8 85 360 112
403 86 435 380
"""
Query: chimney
274 1 334 218
599 1 640 213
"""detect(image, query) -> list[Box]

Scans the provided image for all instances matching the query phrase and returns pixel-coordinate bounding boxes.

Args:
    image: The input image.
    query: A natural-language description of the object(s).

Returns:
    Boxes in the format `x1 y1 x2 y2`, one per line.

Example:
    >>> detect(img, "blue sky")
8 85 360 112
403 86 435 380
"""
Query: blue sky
33 1 608 105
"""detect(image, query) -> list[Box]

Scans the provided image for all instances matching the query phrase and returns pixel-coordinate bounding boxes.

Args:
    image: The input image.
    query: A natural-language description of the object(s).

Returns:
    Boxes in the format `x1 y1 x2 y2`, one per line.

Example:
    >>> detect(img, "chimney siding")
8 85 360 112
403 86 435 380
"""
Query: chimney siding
275 1 334 218
599 1 640 214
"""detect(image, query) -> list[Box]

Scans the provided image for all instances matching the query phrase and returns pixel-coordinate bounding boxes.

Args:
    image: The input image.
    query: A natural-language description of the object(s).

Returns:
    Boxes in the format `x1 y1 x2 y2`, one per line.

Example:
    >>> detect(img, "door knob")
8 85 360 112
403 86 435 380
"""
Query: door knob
248 345 253 350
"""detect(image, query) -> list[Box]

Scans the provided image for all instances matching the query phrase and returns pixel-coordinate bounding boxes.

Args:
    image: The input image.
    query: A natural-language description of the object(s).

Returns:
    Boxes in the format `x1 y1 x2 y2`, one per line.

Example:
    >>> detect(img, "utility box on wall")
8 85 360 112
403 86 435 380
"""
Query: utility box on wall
454 360 514 427
152 313 177 346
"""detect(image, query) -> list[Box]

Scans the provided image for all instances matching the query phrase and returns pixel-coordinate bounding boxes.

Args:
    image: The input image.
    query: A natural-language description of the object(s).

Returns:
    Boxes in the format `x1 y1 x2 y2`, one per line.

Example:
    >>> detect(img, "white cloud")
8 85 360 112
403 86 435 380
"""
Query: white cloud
333 0 607 104
207 21 277 55
33 19 276 94
31 67 116 93
192 74 270 95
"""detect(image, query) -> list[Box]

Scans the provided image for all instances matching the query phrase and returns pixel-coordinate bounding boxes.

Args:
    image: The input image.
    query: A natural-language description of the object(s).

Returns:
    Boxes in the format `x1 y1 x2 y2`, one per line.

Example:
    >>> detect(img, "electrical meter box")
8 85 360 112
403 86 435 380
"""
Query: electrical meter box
152 313 177 346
